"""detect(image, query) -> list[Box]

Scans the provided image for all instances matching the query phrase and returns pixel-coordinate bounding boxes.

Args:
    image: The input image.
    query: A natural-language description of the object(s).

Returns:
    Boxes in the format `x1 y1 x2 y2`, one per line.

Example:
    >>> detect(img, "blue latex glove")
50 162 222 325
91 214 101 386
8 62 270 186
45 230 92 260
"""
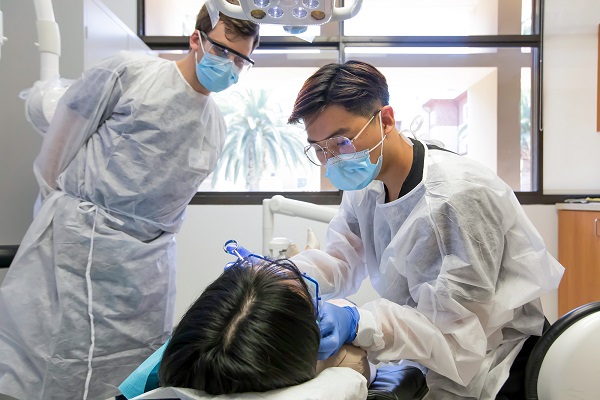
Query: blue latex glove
318 302 360 360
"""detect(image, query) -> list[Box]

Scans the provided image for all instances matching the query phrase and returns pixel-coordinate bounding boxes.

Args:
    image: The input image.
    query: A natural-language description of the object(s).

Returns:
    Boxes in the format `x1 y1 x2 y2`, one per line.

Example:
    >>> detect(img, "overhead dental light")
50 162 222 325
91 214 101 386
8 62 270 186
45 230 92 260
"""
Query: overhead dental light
210 0 363 34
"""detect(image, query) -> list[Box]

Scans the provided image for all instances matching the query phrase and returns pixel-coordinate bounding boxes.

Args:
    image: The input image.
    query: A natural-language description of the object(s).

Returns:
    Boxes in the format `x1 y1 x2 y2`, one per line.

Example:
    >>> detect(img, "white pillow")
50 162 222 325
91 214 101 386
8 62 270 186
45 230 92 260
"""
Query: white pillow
132 367 367 400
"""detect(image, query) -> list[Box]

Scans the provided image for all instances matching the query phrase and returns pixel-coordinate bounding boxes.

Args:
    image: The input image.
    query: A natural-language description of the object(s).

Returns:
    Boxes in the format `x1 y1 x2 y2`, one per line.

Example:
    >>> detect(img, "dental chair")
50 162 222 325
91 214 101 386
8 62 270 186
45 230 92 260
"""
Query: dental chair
524 301 600 400
367 363 428 400
129 364 428 400
0 245 18 269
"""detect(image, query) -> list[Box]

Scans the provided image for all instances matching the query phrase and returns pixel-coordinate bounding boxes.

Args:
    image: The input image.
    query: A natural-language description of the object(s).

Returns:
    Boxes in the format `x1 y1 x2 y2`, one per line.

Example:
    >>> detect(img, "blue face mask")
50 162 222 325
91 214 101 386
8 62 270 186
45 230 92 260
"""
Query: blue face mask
195 47 239 93
324 115 386 191
325 151 383 191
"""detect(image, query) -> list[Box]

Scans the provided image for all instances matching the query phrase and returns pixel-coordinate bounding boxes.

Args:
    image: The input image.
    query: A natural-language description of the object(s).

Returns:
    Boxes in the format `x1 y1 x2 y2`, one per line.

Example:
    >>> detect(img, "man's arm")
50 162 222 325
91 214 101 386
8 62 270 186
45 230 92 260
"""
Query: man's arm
291 192 369 299
34 56 125 196
353 185 553 388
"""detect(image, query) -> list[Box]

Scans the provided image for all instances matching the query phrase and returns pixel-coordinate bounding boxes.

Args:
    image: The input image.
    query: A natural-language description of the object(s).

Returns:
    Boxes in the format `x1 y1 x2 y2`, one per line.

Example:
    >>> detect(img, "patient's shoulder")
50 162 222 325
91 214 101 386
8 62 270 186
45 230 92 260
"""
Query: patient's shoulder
316 344 371 383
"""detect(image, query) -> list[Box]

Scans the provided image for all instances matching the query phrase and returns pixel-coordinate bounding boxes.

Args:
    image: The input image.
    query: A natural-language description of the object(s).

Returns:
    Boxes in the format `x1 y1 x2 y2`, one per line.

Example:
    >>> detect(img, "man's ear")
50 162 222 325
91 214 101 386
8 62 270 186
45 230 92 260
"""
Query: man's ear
190 30 201 52
380 105 396 133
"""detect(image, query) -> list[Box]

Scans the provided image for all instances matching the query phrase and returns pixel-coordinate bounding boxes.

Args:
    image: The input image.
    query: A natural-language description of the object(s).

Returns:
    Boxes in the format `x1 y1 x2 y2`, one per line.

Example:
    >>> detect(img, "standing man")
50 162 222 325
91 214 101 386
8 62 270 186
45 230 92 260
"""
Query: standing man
0 2 259 399
288 60 564 399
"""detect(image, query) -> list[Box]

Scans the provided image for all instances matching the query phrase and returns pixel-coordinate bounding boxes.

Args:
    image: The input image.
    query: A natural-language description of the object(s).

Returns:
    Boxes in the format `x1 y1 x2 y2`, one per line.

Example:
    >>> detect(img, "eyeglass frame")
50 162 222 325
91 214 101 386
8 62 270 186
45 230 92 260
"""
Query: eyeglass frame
303 110 381 166
223 240 322 319
199 31 255 71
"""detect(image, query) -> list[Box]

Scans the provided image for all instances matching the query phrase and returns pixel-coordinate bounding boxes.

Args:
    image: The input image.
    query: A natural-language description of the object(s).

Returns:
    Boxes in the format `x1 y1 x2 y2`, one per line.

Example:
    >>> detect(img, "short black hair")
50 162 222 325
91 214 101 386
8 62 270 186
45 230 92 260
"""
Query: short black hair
288 60 389 125
158 258 320 394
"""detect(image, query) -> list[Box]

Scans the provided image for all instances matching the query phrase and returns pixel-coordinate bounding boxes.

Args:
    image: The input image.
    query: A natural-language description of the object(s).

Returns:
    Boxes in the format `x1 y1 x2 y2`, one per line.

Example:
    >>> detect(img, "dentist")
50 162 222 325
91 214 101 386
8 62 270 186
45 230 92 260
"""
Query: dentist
288 60 565 399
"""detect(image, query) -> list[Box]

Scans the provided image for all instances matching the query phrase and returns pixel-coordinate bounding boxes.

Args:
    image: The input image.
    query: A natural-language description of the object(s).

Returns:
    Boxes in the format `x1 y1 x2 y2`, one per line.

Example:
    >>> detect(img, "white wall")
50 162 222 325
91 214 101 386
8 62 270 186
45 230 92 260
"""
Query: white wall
543 0 600 194
0 0 43 286
98 0 138 33
83 0 152 69
467 69 498 172
0 0 45 246
1 0 598 325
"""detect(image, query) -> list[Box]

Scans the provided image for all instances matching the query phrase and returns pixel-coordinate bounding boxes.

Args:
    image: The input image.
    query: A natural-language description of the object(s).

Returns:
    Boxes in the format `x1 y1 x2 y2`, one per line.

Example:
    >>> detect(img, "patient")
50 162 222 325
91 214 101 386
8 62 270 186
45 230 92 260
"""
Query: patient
156 257 371 396
159 258 319 394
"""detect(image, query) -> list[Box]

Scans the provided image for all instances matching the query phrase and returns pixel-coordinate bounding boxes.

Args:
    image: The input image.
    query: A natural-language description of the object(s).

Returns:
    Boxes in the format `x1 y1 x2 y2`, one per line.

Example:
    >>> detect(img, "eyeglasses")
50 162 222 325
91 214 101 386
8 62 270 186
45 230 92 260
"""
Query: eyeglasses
223 240 322 318
199 31 255 72
304 110 380 166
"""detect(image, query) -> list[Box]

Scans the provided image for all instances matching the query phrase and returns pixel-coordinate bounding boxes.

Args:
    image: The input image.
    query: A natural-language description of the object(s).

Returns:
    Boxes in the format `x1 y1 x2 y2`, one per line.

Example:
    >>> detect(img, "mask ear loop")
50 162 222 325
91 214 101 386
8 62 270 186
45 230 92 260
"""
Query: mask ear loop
367 110 387 156
378 110 385 157
195 30 204 65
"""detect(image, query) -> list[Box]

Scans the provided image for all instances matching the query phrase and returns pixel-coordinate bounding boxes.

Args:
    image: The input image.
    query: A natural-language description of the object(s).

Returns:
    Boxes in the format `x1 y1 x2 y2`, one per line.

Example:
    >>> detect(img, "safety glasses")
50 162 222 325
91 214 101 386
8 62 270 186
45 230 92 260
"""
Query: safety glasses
304 110 380 166
199 31 255 72
223 240 321 318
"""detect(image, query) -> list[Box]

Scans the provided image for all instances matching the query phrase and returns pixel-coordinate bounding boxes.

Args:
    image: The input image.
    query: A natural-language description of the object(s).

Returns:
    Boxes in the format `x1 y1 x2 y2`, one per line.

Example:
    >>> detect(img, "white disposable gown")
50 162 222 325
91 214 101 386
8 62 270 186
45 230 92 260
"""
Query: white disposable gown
0 51 226 400
292 142 564 399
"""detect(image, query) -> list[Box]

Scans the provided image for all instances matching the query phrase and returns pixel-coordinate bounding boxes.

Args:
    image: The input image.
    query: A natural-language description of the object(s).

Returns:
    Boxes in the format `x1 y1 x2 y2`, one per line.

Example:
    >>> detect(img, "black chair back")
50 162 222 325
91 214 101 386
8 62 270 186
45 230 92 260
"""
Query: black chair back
524 301 600 400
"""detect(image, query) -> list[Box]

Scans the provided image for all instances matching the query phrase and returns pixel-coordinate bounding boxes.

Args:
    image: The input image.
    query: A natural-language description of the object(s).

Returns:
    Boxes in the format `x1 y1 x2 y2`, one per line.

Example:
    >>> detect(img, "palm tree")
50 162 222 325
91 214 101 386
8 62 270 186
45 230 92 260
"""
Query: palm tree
211 89 308 190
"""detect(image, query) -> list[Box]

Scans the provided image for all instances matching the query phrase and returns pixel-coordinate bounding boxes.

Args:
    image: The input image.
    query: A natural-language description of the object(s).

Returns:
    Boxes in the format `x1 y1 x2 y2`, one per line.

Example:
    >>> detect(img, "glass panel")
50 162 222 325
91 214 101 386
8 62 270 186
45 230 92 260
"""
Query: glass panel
196 49 340 192
345 47 499 55
521 0 533 34
344 0 531 36
520 67 532 191
144 0 339 37
144 0 199 36
345 46 534 191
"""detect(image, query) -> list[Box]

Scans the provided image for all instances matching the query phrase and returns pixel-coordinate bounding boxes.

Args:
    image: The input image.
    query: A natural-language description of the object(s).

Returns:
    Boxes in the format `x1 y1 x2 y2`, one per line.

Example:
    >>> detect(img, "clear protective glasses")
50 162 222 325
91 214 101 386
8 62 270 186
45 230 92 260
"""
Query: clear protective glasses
304 110 381 166
199 31 255 73
223 240 322 319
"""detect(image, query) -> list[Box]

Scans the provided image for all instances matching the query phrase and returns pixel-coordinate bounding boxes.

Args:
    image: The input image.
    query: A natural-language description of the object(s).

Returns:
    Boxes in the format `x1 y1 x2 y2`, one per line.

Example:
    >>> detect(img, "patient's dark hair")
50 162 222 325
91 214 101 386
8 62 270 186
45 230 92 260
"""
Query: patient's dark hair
158 258 320 394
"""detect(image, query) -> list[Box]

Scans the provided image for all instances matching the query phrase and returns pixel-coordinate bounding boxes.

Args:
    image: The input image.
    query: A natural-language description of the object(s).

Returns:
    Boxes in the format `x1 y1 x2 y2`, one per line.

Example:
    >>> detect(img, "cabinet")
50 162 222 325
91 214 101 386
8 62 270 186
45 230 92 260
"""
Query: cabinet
557 206 600 316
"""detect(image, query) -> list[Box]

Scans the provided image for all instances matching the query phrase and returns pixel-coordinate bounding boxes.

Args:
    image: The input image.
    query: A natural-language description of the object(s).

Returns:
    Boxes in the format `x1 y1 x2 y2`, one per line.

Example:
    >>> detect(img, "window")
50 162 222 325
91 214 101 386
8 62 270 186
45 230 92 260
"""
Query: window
344 0 533 36
199 51 340 192
342 47 534 191
140 0 542 201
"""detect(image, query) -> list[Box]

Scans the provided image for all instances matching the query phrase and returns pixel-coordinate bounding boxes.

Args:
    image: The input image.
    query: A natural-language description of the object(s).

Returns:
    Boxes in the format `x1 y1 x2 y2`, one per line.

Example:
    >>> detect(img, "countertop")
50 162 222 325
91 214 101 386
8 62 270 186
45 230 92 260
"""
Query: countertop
555 203 600 211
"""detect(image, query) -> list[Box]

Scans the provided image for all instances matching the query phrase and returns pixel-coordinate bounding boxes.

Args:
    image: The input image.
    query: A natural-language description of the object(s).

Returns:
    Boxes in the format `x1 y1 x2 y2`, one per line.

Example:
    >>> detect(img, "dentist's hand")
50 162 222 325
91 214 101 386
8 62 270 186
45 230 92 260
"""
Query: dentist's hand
318 302 360 360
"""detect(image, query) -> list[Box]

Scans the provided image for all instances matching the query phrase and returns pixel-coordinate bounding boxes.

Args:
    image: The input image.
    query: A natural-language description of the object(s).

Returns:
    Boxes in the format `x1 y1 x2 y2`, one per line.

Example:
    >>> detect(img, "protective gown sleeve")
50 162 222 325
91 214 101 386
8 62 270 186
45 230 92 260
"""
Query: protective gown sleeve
353 187 554 388
290 193 369 299
33 55 125 197
296 181 560 389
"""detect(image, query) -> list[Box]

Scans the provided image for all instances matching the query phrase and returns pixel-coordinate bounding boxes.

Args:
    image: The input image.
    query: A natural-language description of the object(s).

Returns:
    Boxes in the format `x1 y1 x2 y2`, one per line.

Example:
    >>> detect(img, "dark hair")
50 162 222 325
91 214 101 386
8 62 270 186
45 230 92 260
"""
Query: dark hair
196 0 260 51
158 258 320 395
288 60 389 125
